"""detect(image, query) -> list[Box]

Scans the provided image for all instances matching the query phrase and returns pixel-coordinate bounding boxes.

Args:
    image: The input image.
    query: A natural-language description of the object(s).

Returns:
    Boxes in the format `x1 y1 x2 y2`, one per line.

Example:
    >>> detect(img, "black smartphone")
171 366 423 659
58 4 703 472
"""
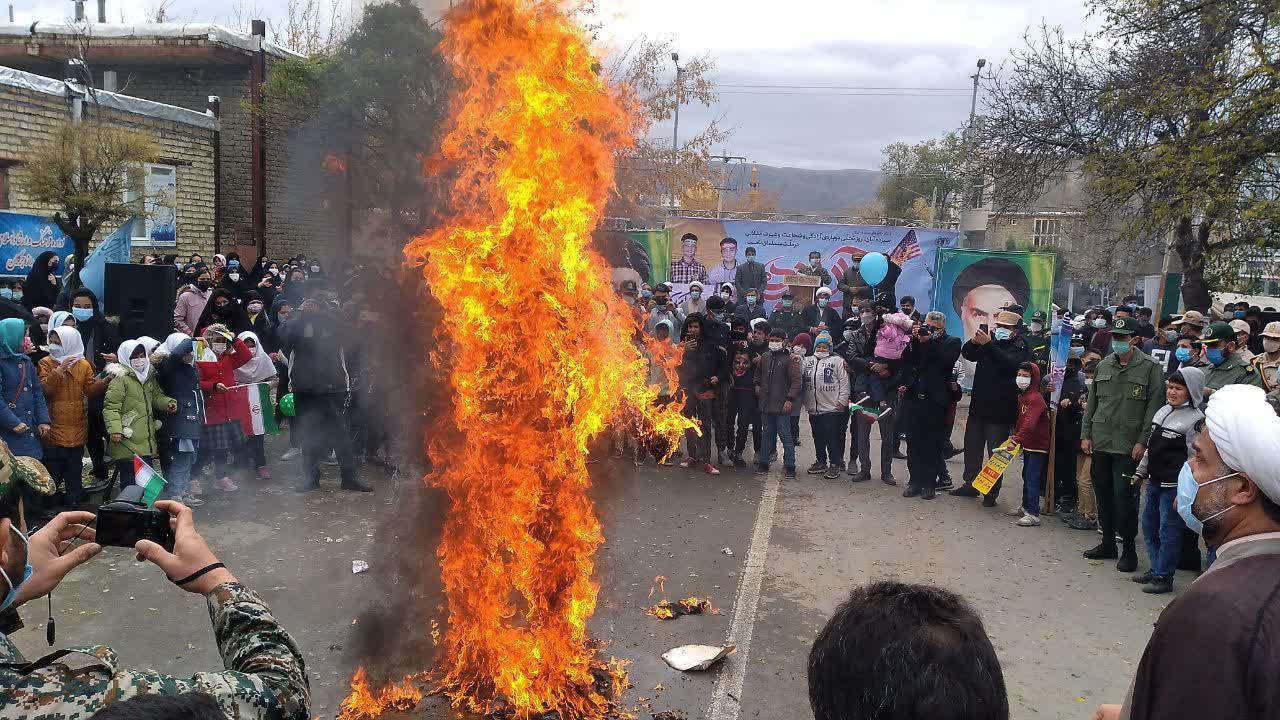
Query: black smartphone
979 323 989 334
96 503 175 552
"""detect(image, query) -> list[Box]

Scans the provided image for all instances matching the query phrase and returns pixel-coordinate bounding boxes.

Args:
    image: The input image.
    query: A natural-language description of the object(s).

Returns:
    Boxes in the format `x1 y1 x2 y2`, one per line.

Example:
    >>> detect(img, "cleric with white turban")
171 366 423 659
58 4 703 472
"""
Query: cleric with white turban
1098 383 1280 720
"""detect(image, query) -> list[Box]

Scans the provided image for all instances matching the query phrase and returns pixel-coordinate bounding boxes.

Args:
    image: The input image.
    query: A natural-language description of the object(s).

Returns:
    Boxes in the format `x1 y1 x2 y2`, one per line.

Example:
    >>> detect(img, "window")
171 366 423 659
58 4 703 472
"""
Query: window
123 163 177 246
1032 218 1063 247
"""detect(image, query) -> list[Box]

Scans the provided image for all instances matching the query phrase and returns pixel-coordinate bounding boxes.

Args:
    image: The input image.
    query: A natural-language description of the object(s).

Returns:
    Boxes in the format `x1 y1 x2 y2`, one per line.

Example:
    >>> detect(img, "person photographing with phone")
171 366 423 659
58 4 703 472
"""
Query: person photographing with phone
0 439 310 718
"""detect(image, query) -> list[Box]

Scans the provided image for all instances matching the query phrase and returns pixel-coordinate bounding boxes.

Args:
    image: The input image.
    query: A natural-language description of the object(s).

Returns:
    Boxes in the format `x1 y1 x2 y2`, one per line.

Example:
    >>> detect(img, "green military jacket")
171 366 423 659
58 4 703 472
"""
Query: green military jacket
1203 352 1266 393
0 583 310 720
1081 349 1165 455
770 308 806 340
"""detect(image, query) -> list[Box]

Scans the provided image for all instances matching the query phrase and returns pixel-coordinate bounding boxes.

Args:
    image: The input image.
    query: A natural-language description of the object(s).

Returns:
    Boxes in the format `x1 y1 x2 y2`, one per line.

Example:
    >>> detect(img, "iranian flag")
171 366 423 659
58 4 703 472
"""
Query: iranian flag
133 456 166 506
228 383 281 437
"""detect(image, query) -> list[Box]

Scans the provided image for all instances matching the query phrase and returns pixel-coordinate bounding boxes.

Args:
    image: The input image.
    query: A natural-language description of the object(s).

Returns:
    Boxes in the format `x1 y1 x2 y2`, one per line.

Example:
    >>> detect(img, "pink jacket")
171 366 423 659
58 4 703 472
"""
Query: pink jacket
173 285 210 334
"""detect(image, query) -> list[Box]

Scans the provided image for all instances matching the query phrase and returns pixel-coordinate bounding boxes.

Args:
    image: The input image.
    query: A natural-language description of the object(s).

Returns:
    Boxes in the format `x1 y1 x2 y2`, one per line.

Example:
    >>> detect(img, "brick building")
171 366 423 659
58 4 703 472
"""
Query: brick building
0 22 344 262
0 64 217 259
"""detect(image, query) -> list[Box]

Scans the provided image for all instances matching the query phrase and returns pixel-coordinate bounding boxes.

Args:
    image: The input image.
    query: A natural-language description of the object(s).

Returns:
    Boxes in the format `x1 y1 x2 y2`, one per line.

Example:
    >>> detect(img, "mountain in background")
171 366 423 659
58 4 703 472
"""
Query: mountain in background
710 162 883 214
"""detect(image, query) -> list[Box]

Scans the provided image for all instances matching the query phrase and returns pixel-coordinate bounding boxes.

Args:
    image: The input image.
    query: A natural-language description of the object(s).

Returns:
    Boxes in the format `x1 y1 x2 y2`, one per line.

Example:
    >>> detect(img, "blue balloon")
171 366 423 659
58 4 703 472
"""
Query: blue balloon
860 252 889 286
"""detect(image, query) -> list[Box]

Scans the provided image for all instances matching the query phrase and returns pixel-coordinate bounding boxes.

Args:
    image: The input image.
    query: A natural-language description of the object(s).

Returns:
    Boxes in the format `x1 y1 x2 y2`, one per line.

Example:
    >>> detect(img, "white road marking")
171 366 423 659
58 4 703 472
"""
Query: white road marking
708 469 782 720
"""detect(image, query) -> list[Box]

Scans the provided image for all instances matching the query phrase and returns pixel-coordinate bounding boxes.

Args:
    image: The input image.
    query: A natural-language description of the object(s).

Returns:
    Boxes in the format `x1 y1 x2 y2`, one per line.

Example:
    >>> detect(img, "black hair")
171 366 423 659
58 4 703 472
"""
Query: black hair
744 245 757 254
680 233 698 244
88 692 224 720
900 295 916 305
768 328 787 339
808 581 1008 720
720 237 737 248
950 258 1030 314
1138 306 1153 317
707 296 726 312
1017 361 1035 373
754 321 771 334
680 313 705 340
1168 370 1188 388
1116 305 1135 316
1098 308 1113 322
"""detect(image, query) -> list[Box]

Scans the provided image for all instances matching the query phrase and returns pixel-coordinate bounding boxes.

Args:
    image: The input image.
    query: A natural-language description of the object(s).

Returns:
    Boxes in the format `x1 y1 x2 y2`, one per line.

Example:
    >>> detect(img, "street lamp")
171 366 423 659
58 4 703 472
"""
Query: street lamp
671 52 682 209
960 58 986 221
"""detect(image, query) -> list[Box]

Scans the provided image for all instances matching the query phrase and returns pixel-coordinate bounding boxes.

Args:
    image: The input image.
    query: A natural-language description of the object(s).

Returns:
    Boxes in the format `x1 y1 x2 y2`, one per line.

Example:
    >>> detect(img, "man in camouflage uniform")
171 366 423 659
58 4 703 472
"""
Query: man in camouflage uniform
769 290 806 341
0 440 310 720
1080 316 1165 573
1196 320 1266 400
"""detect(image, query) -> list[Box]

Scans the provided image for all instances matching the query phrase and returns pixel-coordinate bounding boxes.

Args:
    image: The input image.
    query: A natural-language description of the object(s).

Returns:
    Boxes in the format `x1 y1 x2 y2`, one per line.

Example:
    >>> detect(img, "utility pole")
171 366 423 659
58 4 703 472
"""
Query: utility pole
709 150 746 217
960 58 986 234
670 52 682 211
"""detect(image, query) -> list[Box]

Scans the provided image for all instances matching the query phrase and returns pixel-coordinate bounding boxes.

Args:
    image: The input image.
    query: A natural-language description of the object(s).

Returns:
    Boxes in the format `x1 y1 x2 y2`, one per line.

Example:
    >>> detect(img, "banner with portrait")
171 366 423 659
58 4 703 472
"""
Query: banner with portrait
932 249 1057 343
595 228 671 289
660 217 957 308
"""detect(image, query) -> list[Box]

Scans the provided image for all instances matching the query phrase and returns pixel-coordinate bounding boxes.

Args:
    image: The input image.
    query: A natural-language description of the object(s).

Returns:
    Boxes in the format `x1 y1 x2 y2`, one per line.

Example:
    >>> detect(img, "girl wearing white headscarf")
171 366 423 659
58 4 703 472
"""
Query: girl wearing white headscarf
37 326 106 508
102 339 176 488
235 331 277 480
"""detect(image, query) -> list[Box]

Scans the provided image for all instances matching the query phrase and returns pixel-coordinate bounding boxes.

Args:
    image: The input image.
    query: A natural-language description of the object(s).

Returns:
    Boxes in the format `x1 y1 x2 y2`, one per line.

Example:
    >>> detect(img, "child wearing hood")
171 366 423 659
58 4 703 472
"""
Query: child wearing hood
1006 361 1050 527
803 330 850 479
0 318 51 514
1130 367 1206 594
103 340 176 489
38 326 107 507
234 331 278 480
153 333 204 506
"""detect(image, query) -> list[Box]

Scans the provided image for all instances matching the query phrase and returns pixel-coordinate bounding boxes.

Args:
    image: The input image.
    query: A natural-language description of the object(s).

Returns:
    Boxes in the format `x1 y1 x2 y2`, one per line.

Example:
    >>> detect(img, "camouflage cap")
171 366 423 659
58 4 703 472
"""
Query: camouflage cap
1196 321 1235 345
1030 310 1048 323
1111 316 1139 335
0 439 54 497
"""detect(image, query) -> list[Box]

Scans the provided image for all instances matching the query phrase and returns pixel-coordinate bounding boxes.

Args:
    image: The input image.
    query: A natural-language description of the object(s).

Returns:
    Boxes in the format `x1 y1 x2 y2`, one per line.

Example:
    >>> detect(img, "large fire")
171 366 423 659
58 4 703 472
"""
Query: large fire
340 0 692 718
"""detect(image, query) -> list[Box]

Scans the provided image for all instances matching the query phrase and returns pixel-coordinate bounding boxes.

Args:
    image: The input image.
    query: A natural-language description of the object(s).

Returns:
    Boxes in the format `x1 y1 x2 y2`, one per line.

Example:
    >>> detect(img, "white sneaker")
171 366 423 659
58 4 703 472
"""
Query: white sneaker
1017 513 1041 527
281 447 302 461
1006 506 1025 517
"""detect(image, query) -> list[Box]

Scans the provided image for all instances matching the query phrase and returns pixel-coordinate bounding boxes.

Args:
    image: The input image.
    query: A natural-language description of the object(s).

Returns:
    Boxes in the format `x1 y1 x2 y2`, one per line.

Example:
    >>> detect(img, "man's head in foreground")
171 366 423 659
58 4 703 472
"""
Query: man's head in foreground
809 580 1008 720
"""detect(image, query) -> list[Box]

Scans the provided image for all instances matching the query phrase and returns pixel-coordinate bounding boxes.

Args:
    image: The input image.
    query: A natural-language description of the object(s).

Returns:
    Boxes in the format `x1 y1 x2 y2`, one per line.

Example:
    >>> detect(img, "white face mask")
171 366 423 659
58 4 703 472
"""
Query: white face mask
792 346 806 356
860 314 874 325
1015 376 1032 390
269 268 280 276
1030 322 1044 332
211 342 228 355
768 341 784 352
1084 378 1094 387
1265 338 1280 354
815 350 830 359
720 292 730 300
248 302 264 314
130 358 148 374
228 273 240 282
1092 318 1107 328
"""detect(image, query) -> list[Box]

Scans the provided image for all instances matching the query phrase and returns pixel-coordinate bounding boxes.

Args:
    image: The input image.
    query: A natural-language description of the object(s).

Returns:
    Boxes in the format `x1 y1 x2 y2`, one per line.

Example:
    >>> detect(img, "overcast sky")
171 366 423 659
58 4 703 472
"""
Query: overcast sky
8 0 1093 170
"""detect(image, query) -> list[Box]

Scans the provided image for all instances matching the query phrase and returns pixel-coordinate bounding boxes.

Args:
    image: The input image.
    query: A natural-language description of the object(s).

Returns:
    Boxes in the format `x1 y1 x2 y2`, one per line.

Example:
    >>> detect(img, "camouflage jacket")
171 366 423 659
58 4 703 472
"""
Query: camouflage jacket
0 582 310 720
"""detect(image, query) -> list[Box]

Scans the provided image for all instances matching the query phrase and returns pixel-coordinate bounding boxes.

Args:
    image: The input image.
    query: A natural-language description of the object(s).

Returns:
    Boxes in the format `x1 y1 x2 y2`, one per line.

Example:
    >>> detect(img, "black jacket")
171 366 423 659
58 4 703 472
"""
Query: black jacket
801 304 843 335
277 310 350 394
677 339 726 395
903 332 962 406
961 333 1032 425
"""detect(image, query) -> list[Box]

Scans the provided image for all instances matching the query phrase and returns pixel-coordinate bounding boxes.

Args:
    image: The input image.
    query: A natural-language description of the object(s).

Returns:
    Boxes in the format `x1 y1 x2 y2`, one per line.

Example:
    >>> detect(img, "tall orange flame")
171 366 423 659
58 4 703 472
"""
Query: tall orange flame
343 0 693 717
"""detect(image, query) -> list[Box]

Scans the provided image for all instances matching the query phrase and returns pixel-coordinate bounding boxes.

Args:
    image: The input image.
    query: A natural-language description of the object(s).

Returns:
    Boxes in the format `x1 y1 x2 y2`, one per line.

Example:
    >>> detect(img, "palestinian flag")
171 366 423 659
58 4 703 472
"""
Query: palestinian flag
228 383 281 437
133 456 166 507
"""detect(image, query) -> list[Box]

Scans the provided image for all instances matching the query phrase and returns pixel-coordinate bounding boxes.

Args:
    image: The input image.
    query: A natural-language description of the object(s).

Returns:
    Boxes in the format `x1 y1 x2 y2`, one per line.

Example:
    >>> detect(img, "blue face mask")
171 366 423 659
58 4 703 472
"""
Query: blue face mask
1175 347 1192 363
1206 347 1226 366
746 296 757 306
782 299 793 309
818 298 829 308
71 307 94 322
993 327 1012 342
1234 311 1246 319
690 291 701 300
0 524 31 612
1176 462 1238 536
1110 339 1133 355
1069 346 1084 358
0 290 12 300
641 289 652 299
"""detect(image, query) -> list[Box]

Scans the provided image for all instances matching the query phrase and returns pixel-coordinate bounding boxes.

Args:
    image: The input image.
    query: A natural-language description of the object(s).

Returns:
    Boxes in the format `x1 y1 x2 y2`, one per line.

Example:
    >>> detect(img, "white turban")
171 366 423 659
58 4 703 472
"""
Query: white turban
1205 384 1280 504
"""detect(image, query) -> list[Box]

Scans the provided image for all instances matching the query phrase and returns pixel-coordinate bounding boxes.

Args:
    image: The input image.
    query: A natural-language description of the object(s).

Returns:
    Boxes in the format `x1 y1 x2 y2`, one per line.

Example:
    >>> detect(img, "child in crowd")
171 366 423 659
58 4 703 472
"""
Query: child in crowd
642 318 678 464
727 349 759 467
804 331 850 479
38 326 106 508
868 310 913 407
1131 368 1205 594
0 318 50 514
104 340 176 488
789 333 811 447
153 333 204 506
196 324 253 492
1007 361 1050 527
234 331 278 480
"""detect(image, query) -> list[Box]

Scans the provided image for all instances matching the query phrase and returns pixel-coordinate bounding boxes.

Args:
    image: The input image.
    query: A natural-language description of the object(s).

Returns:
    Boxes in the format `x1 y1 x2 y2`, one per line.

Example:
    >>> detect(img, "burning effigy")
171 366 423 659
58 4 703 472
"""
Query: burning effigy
338 0 693 718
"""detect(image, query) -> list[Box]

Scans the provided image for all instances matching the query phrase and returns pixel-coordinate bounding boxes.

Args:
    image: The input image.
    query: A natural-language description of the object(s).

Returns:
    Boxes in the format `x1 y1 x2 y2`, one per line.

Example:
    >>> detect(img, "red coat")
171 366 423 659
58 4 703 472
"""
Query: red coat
1011 362 1051 452
197 339 253 425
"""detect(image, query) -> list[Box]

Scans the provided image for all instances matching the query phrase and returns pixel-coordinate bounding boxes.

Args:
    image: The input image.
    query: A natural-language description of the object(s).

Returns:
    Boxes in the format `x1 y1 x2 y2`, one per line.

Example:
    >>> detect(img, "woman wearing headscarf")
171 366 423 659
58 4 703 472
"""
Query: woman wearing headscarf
175 266 213 335
243 291 271 348
103 339 175 489
234 331 278 480
194 288 251 336
38 326 107 508
69 287 121 483
152 332 204 506
220 259 253 300
22 251 61 312
196 324 253 492
0 317 51 516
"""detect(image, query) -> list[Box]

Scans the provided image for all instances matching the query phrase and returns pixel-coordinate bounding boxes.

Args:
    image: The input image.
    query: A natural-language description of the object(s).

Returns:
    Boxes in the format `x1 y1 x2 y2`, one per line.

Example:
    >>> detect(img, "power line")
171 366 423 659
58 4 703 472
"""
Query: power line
717 90 970 97
715 84 970 91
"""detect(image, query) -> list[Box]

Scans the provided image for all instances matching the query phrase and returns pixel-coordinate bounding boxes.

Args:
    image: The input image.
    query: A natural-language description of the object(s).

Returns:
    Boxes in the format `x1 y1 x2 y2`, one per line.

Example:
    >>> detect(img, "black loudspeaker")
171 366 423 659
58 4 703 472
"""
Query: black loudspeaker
104 263 176 341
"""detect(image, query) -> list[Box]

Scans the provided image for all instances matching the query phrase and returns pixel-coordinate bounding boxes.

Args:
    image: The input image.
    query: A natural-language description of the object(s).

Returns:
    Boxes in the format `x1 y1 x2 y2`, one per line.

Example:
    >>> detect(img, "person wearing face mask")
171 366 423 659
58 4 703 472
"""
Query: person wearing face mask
726 349 760 468
1000 362 1051 527
1196 321 1265 399
1079 316 1166 571
803 287 842 338
219 260 253 300
788 333 812 447
66 289 118 485
103 340 177 490
37 326 107 510
898 311 961 499
681 281 707 317
675 315 725 475
1127 368 1205 594
1142 314 1180 374
1052 355 1089 517
1251 321 1280 392
242 291 271 348
1086 308 1114 356
152 333 204 506
235 331 279 482
194 326 254 493
733 287 767 324
836 256 872 317
754 328 802 479
734 245 767 300
769 291 805 340
194 289 251 337
718 283 738 317
21 252 61 313
843 302 885 482
1092 384 1280 720
802 332 850 479
1024 310 1051 382
952 310 1032 506
174 268 213 335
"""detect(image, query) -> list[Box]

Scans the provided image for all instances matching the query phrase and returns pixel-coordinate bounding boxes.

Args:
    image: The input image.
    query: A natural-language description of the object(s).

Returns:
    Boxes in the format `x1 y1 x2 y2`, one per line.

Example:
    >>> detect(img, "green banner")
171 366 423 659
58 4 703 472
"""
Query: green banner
932 249 1056 341
596 228 671 287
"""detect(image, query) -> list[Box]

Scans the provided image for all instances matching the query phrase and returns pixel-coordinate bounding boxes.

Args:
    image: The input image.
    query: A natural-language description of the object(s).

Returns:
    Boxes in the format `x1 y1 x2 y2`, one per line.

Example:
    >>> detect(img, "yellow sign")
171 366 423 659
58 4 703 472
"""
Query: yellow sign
972 441 1020 495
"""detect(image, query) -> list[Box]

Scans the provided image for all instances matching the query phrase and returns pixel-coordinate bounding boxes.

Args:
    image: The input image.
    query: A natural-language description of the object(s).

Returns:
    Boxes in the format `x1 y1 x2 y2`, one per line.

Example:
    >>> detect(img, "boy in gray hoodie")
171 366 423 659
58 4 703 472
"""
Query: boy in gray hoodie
803 331 851 479
1131 366 1205 594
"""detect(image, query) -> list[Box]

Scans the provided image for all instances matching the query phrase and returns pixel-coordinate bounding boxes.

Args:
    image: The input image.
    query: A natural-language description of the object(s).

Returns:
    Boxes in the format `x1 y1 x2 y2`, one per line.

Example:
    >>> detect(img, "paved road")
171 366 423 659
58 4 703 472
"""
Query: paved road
9 410 1189 719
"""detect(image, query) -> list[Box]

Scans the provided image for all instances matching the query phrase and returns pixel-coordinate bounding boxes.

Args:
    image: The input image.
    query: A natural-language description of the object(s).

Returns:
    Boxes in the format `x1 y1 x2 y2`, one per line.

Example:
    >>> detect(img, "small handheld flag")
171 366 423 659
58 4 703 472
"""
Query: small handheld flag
133 456 167 507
